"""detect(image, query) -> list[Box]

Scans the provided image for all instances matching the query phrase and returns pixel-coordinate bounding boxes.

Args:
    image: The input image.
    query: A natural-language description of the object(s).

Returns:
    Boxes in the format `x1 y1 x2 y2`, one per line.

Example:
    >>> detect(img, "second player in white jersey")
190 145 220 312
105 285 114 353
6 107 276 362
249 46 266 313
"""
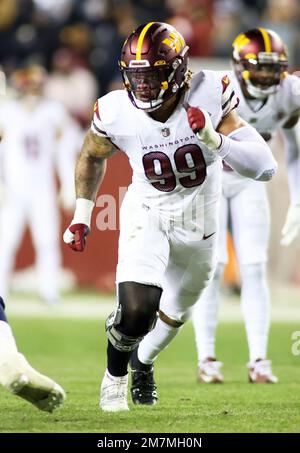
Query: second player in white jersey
192 28 300 384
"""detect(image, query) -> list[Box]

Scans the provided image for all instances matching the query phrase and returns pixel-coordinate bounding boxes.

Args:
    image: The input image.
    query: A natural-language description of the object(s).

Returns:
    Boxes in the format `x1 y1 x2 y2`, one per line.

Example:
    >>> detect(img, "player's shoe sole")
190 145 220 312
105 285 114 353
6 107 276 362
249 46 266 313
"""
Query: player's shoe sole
197 372 224 383
248 372 278 383
0 352 66 412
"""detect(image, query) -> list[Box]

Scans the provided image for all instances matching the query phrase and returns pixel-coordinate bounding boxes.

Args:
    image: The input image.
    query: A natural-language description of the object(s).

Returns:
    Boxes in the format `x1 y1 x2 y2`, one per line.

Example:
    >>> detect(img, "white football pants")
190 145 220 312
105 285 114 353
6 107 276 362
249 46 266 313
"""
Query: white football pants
0 189 60 303
193 179 271 362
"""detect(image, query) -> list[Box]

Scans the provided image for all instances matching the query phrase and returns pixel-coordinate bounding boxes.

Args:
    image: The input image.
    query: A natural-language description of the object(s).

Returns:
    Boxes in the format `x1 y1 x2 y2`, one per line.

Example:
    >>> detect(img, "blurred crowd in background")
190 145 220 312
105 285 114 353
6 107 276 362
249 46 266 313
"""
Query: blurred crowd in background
0 0 299 123
0 0 300 298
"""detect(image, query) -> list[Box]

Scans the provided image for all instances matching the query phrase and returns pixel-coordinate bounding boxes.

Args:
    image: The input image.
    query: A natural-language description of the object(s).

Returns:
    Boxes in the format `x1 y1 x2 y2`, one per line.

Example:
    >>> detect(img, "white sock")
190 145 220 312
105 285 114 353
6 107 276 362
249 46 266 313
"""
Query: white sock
105 369 127 380
138 318 181 365
0 321 18 360
192 263 224 363
240 263 270 362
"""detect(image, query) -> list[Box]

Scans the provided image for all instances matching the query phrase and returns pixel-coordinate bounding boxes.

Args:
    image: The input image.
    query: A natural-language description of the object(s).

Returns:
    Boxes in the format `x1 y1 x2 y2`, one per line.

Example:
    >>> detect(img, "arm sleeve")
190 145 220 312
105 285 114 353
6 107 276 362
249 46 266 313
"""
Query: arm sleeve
216 124 278 181
282 124 300 204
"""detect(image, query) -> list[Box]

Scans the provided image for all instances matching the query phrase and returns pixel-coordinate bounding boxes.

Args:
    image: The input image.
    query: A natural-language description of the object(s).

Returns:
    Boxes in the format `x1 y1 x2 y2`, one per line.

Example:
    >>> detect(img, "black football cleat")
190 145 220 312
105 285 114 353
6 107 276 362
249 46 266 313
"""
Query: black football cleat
130 368 158 405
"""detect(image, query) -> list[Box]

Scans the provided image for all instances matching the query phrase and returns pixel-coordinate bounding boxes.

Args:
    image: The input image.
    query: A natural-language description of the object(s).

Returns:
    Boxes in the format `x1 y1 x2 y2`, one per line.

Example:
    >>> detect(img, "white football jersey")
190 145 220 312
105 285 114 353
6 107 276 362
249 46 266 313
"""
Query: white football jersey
92 70 238 215
233 72 300 138
221 71 300 193
0 98 67 194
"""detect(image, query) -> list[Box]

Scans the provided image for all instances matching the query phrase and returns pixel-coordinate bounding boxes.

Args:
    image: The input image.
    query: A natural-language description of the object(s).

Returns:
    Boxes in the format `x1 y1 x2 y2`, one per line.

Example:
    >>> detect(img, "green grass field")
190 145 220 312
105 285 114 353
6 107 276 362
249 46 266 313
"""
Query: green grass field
0 315 299 433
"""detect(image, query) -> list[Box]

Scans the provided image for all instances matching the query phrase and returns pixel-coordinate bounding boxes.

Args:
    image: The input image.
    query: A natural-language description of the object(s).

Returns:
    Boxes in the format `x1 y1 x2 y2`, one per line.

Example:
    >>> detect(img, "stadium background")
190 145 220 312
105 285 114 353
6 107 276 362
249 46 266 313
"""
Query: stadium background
1 0 300 435
1 0 299 295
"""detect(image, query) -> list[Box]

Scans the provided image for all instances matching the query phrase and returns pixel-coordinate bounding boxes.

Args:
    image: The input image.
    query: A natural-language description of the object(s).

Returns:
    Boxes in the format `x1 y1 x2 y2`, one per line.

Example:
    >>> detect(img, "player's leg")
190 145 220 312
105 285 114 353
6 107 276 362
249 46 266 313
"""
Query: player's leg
0 297 66 411
29 191 61 305
0 199 26 299
192 264 225 383
130 308 182 406
131 181 221 404
100 282 162 411
131 237 218 404
100 194 170 411
231 181 277 382
192 193 229 383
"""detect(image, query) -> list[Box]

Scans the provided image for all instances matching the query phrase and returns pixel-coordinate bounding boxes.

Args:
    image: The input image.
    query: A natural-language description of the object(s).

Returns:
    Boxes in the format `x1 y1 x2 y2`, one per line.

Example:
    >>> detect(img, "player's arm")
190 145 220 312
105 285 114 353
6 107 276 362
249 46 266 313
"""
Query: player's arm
63 126 119 251
75 129 117 200
218 111 278 182
281 114 300 206
187 74 277 181
280 113 300 245
187 106 277 181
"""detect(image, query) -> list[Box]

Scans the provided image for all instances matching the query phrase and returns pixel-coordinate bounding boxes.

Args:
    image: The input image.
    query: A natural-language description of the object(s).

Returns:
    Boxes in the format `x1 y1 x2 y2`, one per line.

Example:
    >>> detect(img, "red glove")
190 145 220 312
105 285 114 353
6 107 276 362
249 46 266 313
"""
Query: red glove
63 223 90 252
186 106 221 150
186 106 206 133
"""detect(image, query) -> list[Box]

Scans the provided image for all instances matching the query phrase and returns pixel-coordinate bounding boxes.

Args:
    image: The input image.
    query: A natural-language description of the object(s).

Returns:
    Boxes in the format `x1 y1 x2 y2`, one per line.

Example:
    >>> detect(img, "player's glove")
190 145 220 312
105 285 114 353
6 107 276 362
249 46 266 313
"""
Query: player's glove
280 204 300 246
187 106 222 150
63 198 94 252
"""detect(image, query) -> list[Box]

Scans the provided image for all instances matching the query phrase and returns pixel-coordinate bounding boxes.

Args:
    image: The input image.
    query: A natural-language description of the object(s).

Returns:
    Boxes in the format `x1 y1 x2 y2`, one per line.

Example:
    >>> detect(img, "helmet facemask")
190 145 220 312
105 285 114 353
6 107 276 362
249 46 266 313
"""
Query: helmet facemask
119 22 189 112
232 28 288 100
236 53 288 99
122 65 169 112
121 52 188 112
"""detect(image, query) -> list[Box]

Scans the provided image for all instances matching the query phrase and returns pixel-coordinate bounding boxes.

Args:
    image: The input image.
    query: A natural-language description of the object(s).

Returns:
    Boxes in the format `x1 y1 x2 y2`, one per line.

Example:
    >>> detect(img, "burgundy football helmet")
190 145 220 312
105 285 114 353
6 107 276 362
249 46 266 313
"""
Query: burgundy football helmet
119 22 189 111
232 28 288 99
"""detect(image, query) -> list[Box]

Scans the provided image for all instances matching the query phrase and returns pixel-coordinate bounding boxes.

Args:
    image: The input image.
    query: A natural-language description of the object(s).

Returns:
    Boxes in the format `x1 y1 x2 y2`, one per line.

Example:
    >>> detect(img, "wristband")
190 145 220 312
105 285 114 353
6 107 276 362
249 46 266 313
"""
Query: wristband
72 198 94 227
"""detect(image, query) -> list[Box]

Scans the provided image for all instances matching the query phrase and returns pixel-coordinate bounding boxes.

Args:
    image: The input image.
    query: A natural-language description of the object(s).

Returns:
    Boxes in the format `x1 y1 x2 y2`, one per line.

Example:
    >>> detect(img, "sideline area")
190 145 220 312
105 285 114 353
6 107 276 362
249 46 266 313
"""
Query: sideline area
5 284 299 322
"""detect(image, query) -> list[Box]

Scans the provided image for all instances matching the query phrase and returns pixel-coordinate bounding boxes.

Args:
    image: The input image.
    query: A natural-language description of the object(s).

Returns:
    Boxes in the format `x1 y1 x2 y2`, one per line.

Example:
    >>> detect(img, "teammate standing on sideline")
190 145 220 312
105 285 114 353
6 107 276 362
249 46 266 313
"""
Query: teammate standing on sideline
192 29 300 384
0 65 77 305
64 22 277 411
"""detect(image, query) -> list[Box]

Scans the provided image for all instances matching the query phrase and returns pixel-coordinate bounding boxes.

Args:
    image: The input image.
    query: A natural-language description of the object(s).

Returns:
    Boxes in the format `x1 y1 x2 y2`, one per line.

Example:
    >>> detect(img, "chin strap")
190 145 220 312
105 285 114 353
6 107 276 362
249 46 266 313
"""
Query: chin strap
244 78 279 99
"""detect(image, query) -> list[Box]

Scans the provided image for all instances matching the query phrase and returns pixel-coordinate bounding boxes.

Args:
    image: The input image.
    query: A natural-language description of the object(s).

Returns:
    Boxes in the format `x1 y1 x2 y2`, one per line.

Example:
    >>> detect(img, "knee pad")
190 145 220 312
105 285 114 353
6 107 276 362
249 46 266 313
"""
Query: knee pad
105 305 148 352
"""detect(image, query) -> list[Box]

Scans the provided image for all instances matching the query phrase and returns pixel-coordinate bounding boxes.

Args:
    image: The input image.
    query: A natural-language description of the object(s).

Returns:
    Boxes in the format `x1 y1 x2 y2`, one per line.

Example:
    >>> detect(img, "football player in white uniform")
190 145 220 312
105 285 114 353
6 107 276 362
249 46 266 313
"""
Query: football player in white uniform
192 28 300 384
64 22 277 411
0 295 66 411
0 65 77 305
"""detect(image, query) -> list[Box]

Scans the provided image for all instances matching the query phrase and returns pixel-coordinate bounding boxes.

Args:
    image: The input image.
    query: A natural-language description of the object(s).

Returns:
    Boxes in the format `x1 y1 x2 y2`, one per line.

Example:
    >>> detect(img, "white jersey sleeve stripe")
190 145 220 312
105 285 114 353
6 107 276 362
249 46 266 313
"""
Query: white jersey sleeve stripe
222 90 235 111
91 120 108 137
221 75 239 117
91 99 109 137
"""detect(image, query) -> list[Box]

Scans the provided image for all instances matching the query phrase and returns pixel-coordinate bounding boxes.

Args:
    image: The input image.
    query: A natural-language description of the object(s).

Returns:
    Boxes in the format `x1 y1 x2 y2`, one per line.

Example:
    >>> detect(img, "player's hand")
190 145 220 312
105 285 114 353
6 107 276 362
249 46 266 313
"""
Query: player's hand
63 198 94 252
186 106 222 150
63 223 90 252
281 204 300 246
